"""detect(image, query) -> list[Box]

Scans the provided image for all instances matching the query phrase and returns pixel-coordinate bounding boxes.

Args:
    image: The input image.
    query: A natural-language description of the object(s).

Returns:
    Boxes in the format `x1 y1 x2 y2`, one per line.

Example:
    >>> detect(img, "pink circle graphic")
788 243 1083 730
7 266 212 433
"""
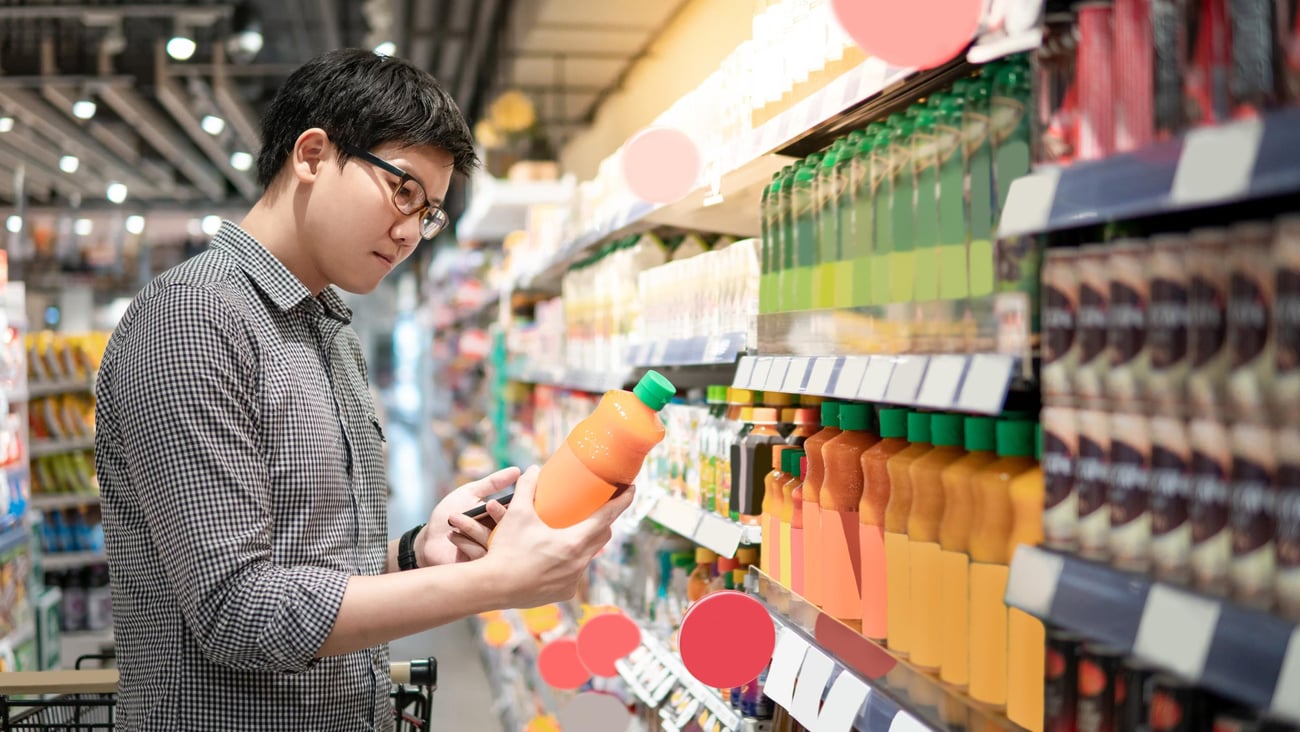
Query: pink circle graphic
537 638 590 690
620 126 701 204
678 591 776 688
557 692 634 732
576 611 642 677
830 0 984 70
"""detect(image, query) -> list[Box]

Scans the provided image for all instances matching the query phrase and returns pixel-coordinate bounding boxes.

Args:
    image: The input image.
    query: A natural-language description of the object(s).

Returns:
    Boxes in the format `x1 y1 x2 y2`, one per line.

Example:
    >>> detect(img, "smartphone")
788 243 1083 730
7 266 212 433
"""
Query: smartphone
463 487 515 522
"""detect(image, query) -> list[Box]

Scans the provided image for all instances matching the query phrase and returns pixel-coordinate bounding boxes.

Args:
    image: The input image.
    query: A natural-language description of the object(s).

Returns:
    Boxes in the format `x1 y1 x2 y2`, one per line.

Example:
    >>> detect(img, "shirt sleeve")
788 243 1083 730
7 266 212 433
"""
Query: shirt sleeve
110 283 351 674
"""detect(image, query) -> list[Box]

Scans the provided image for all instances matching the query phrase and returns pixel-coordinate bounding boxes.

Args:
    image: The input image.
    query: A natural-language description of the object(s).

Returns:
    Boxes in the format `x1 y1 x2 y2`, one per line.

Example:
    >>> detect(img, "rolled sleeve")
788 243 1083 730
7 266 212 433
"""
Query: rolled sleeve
113 283 350 673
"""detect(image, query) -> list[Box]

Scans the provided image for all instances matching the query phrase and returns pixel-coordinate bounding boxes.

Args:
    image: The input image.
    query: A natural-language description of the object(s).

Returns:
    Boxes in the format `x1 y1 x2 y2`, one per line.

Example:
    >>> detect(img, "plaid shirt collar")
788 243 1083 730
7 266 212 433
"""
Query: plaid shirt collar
210 220 353 324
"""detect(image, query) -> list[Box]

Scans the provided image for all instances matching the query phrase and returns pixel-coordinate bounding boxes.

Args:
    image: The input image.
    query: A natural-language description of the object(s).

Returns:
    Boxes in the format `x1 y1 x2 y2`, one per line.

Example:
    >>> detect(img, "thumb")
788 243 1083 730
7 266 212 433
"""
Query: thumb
578 483 637 530
466 467 522 500
505 465 541 512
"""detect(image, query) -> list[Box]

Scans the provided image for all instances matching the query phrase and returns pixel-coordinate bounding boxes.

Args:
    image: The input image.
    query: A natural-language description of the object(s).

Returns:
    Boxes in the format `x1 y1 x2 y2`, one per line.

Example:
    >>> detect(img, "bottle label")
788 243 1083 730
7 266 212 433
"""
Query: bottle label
1078 280 1109 366
1150 441 1192 580
1189 274 1228 368
1077 429 1111 560
1109 434 1151 569
1149 275 1189 370
1108 278 1146 367
1043 280 1077 367
1190 444 1232 592
1044 407 1079 550
1276 470 1300 620
1277 259 1300 400
1229 454 1276 605
1227 271 1271 368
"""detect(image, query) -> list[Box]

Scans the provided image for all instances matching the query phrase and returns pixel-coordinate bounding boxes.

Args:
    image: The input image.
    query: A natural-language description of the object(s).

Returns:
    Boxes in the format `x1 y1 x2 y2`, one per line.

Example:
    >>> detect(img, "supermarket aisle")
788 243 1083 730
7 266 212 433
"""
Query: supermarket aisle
385 415 504 732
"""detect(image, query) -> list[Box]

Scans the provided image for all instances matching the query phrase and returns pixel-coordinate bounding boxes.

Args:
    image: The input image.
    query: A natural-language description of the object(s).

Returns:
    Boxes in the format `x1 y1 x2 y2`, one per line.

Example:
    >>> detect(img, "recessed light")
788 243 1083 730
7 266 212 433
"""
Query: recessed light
374 41 396 57
0 116 13 133
74 218 94 237
230 151 254 171
201 115 226 135
5 216 21 234
72 99 97 120
167 35 197 61
107 182 128 204
125 215 146 235
59 155 80 173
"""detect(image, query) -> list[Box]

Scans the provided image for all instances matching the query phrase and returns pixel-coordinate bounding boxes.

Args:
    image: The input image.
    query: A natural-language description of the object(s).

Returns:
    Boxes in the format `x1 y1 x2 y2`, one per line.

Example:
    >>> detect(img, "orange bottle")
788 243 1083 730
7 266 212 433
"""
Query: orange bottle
907 413 967 672
883 411 933 655
1006 426 1046 732
786 408 820 445
818 403 880 621
535 371 675 528
802 402 843 608
779 449 806 588
739 408 784 525
937 416 999 688
687 548 719 602
762 444 794 578
968 419 1037 708
717 389 757 518
787 454 807 594
858 408 911 639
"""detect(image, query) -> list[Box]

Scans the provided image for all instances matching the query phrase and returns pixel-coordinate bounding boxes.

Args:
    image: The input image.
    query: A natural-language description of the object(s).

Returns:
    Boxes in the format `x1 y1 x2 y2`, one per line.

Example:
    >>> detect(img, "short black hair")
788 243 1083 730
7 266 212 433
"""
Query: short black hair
256 49 478 189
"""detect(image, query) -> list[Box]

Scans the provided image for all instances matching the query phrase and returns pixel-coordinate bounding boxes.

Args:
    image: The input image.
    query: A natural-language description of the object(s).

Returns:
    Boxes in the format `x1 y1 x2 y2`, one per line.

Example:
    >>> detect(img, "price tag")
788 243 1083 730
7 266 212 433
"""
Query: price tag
782 357 812 393
734 357 757 388
766 357 792 392
1134 585 1220 680
857 357 896 402
806 357 840 396
1172 117 1264 206
696 512 745 559
996 167 1062 239
813 672 872 732
790 649 837 729
751 358 774 390
889 712 931 732
1005 546 1066 618
649 496 703 539
956 354 1015 414
915 355 969 408
884 356 929 405
832 357 869 399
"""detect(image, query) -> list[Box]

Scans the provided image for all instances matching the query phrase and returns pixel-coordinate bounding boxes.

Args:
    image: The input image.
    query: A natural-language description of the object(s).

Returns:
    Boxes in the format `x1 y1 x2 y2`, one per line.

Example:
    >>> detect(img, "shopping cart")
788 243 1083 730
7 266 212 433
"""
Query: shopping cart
0 653 438 731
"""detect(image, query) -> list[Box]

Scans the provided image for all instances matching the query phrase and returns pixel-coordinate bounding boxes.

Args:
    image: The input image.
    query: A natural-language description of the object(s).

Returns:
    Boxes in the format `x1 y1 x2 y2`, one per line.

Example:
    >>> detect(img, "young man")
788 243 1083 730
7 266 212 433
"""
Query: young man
94 49 632 731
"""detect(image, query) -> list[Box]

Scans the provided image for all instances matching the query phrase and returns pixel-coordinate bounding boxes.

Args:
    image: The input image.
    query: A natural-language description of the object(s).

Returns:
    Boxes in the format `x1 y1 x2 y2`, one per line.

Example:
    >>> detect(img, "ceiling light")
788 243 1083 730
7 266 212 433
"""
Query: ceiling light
106 182 128 204
373 41 396 57
230 151 254 171
72 99 97 120
201 215 222 236
167 35 197 61
59 155 80 174
5 216 21 234
74 218 94 237
125 215 146 235
0 117 13 133
201 115 226 135
227 2 264 64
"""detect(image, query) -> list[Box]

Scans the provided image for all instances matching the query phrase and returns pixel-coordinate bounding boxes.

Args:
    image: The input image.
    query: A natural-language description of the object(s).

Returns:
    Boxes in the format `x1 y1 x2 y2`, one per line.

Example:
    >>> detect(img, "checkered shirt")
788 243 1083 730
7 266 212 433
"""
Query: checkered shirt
95 221 394 731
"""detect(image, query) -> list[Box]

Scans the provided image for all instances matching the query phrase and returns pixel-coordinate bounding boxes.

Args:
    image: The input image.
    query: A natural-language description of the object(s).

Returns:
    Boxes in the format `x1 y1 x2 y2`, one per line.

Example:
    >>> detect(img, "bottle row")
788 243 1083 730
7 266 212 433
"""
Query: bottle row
30 394 95 442
25 332 105 385
44 565 111 634
39 508 103 557
32 451 96 498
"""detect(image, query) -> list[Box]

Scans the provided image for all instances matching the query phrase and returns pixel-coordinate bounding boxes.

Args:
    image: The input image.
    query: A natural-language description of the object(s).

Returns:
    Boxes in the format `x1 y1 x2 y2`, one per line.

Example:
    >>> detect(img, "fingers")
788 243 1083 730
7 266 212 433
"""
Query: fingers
448 532 487 561
466 467 522 499
486 500 508 523
580 484 637 529
448 512 493 547
506 466 541 509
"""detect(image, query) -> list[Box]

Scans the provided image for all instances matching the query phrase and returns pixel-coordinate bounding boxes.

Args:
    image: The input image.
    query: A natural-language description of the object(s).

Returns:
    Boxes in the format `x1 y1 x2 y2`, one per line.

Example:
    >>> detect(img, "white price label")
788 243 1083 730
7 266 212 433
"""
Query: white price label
763 628 809 709
884 356 928 405
782 357 811 393
751 358 774 390
1172 118 1264 206
956 354 1016 414
915 355 969 408
832 357 869 399
857 357 896 402
766 357 792 391
806 357 839 395
790 649 836 729
812 673 872 732
733 357 757 388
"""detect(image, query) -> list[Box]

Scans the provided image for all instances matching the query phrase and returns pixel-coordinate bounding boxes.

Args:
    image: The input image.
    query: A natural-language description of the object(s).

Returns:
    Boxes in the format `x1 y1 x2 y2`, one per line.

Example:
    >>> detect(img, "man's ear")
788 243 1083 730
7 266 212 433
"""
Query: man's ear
291 128 331 184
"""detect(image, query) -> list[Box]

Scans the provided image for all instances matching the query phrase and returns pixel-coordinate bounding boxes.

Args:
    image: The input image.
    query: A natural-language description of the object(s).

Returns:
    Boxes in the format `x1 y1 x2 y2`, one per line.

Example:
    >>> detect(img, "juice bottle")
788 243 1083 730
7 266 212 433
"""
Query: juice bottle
779 449 806 589
848 127 878 308
964 76 997 298
701 386 729 513
911 107 942 308
534 371 675 528
938 416 999 688
884 410 934 655
760 171 784 314
790 158 821 312
858 408 912 640
968 419 1037 708
802 402 843 608
738 408 784 524
815 144 844 310
762 444 794 578
735 547 760 590
933 93 969 305
717 555 738 592
819 403 880 621
869 125 895 308
687 548 719 603
789 455 808 594
907 413 968 672
766 391 795 435
776 165 798 314
724 390 757 518
786 408 819 446
1007 425 1046 732
990 58 1033 218
729 404 756 520
888 114 918 306
835 131 864 308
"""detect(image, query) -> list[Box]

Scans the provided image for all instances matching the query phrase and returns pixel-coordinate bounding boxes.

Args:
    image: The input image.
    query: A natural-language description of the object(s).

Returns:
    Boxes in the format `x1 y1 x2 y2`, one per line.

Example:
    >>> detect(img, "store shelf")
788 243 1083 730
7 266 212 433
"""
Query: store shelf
998 106 1300 239
748 569 1017 732
1006 546 1300 723
29 436 95 458
29 494 99 511
732 353 1019 416
626 333 746 369
27 376 96 399
645 492 760 559
42 551 106 572
0 524 29 556
506 364 633 394
456 173 576 243
614 624 742 732
446 289 501 330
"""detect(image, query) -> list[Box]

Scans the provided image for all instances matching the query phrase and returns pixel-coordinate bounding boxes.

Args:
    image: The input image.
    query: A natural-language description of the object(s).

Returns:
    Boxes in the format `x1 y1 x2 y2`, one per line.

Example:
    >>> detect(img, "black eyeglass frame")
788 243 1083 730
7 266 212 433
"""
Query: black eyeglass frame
341 144 449 240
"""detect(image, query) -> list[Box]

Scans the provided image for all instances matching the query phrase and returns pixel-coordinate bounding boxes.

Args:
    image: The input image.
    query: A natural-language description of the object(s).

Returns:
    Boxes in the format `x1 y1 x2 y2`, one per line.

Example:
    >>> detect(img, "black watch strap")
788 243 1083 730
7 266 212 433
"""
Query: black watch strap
398 523 426 571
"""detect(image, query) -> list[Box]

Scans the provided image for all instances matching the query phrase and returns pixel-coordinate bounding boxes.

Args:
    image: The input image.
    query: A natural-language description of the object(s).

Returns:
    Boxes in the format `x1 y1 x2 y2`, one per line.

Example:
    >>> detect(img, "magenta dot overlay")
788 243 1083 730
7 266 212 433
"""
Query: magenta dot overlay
620 126 701 204
577 611 642 677
537 637 590 690
830 0 984 70
678 591 776 688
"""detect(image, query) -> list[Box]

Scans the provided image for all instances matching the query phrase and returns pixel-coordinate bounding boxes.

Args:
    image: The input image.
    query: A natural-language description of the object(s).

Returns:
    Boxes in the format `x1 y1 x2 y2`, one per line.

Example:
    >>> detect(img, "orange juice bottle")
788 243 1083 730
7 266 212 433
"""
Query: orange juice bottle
968 419 1037 708
858 408 910 639
819 403 880 621
762 445 794 578
717 389 755 519
802 402 843 608
786 407 820 446
787 454 807 593
779 449 806 588
884 411 934 655
1006 425 1046 732
766 391 795 437
937 416 999 688
688 548 719 602
907 413 967 672
739 408 784 525
535 371 675 527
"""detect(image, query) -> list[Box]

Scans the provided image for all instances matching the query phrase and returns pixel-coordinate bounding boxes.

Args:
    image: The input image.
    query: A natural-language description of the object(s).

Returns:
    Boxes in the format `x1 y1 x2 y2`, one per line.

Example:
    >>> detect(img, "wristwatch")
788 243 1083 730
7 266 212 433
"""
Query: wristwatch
398 523 426 571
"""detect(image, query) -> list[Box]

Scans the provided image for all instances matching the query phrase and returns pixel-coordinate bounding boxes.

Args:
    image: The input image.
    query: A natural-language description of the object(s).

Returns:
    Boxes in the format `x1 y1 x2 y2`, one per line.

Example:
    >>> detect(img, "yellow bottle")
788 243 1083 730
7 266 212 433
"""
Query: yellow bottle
1006 426 1045 732
883 411 933 655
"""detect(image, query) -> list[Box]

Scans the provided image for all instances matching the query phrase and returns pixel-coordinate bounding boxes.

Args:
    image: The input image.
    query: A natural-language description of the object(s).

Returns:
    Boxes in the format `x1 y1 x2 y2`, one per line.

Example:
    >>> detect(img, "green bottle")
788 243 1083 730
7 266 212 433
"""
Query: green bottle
847 128 878 308
964 76 996 299
911 107 941 307
815 145 843 310
789 160 820 312
777 165 798 313
869 124 894 307
760 171 784 315
888 113 917 305
932 93 970 305
990 57 1033 213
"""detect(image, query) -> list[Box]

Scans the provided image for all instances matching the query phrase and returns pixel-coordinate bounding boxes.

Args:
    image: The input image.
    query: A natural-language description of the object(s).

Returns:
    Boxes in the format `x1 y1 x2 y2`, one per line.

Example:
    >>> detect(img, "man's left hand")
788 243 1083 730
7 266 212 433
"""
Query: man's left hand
416 467 520 566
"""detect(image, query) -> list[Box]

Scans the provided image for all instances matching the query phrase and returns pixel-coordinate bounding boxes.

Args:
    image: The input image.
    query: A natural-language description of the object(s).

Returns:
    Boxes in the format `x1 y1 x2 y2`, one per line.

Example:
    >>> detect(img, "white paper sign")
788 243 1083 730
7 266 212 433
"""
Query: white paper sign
790 648 836 730
812 672 872 732
762 627 810 709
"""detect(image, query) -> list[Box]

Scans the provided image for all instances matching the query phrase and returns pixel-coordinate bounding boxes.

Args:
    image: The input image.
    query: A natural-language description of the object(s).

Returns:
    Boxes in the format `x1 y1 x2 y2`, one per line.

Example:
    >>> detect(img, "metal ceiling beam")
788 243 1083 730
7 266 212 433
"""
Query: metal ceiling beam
97 85 228 201
210 46 262 155
0 126 109 194
0 4 231 21
165 64 301 78
40 85 140 167
0 145 81 201
454 0 495 107
317 0 343 52
466 0 518 123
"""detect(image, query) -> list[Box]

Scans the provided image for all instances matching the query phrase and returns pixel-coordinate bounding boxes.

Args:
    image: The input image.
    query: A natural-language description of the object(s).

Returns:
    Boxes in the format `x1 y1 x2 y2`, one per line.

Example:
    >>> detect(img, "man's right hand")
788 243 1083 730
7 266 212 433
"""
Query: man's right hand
482 466 635 608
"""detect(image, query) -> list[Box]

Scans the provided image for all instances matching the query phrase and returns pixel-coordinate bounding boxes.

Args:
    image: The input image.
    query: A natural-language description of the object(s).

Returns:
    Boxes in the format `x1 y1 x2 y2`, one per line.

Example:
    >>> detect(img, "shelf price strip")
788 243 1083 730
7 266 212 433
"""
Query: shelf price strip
646 492 759 559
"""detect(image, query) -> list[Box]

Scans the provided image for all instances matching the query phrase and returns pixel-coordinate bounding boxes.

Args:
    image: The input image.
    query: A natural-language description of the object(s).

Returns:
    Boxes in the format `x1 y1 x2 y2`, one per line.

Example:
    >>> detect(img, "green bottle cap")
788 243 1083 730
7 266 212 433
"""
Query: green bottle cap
994 62 1031 94
839 403 870 431
633 370 676 412
806 152 824 166
848 130 867 145
790 450 807 477
912 108 937 134
821 150 840 168
963 416 996 452
907 410 932 443
890 115 915 139
795 167 818 183
966 77 993 107
877 408 908 439
783 448 804 474
996 420 1035 458
820 401 841 428
857 133 876 155
930 413 964 447
935 94 965 127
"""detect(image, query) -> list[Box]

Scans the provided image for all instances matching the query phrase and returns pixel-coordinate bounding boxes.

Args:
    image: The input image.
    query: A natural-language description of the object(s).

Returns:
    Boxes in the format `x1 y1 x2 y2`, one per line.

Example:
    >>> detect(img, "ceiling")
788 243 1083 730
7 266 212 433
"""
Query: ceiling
0 0 687 212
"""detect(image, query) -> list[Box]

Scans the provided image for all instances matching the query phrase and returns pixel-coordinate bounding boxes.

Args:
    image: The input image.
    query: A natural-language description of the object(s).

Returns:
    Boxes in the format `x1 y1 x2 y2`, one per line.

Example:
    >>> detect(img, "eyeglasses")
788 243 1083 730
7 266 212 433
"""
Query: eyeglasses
342 145 449 240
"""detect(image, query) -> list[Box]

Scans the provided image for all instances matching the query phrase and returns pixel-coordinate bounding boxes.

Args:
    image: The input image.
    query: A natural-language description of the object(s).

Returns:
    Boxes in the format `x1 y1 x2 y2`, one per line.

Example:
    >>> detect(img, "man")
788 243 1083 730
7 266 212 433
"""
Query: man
94 49 631 731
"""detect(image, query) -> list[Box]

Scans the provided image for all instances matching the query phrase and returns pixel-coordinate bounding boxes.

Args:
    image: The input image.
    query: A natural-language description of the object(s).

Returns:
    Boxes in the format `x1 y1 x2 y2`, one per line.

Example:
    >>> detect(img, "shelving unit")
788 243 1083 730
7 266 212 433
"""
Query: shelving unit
615 624 742 732
29 436 95 459
645 491 761 560
29 494 100 511
27 377 96 400
42 551 106 572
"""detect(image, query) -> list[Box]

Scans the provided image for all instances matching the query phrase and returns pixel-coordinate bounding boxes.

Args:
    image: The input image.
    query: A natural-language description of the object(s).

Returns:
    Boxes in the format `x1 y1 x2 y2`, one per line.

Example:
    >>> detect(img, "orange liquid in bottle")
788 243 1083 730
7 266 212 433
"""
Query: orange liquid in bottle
818 403 880 621
883 411 934 655
802 402 843 608
762 444 793 578
1006 426 1046 732
858 408 911 640
534 372 675 528
787 456 807 594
